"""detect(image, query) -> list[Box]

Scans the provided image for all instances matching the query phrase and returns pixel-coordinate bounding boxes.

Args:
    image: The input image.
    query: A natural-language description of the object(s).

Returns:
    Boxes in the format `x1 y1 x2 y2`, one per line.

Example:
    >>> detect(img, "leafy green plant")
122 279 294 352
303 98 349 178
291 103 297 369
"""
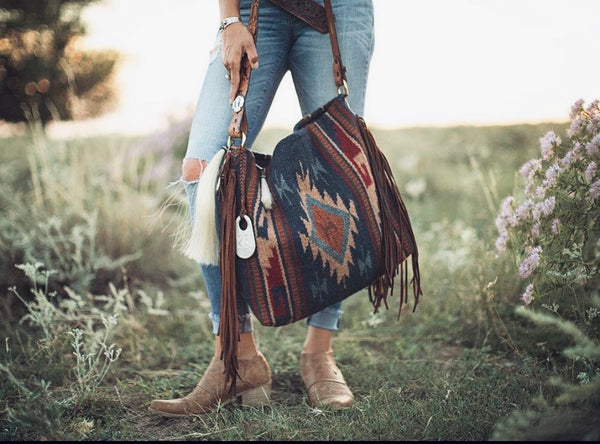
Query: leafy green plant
0 262 127 438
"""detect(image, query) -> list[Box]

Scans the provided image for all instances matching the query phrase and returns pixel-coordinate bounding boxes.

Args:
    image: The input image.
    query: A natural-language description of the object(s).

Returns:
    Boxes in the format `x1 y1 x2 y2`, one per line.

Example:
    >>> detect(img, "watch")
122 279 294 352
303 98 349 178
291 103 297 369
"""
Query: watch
219 16 242 31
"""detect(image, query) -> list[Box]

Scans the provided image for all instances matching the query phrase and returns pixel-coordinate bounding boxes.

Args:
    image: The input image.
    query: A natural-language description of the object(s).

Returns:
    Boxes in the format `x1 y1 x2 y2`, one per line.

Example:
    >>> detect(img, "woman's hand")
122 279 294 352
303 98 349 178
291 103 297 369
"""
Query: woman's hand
222 22 259 104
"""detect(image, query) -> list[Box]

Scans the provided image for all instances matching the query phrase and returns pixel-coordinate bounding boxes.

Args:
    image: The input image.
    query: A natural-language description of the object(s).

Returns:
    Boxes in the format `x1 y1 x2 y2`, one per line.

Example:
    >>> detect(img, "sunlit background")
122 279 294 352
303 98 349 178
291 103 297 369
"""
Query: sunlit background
48 0 600 137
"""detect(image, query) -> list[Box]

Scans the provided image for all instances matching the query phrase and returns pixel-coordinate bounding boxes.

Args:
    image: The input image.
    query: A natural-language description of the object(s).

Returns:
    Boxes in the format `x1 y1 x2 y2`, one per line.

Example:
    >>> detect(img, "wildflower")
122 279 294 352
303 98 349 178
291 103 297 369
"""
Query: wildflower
585 99 599 114
521 283 534 305
573 141 584 158
496 196 515 231
531 221 540 239
560 150 576 168
495 231 509 253
535 185 546 199
539 163 561 195
569 99 585 120
514 199 533 222
540 131 561 160
540 196 556 217
525 181 536 197
520 159 542 179
569 116 587 138
586 134 600 157
551 218 560 234
591 179 600 200
519 246 542 279
501 195 515 212
585 161 597 183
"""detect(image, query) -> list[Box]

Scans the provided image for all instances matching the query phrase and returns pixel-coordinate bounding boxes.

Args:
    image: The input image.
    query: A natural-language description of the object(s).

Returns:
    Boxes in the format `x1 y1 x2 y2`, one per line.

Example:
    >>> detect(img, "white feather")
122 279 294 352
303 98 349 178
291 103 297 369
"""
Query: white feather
260 175 273 210
183 149 225 265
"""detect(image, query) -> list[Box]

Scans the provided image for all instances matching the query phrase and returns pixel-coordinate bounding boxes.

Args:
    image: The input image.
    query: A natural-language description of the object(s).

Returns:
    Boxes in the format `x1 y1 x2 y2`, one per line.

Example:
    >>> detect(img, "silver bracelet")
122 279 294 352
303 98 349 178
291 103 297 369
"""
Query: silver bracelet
219 16 241 31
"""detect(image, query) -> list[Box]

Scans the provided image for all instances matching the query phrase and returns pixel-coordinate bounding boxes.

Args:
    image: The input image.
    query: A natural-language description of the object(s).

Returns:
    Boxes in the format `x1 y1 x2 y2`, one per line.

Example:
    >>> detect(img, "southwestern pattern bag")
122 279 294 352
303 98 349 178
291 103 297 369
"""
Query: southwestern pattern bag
218 94 420 327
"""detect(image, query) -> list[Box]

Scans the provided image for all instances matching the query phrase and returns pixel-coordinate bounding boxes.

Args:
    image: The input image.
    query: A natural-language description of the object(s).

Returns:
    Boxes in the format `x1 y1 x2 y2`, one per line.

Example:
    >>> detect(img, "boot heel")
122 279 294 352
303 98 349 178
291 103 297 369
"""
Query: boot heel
240 384 271 407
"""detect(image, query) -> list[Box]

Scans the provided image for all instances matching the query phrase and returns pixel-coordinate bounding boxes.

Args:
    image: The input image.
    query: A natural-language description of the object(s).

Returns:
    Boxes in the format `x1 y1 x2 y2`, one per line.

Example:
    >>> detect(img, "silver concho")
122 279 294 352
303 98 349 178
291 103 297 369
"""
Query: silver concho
236 215 256 259
232 95 245 113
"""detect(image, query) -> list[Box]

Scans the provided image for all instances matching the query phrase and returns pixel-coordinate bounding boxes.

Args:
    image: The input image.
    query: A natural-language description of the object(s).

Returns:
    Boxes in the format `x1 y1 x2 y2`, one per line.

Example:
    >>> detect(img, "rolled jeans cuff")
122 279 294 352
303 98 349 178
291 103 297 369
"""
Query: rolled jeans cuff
209 313 254 336
306 305 343 331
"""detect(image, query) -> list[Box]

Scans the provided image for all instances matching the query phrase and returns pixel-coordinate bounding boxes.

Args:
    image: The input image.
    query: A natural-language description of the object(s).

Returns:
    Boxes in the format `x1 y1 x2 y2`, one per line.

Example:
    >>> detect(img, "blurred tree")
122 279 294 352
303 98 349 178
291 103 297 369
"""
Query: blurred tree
0 0 118 126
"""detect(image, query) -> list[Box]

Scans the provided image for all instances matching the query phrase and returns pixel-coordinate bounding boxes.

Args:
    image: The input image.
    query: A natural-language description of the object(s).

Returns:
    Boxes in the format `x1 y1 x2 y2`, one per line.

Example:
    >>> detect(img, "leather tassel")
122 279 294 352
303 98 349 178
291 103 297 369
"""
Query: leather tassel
184 148 226 265
357 117 422 316
218 151 241 395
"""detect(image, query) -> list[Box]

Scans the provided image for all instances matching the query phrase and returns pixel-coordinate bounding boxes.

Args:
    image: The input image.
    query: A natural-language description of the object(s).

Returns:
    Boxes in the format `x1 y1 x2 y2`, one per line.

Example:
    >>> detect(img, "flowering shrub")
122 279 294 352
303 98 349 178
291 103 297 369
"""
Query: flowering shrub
495 99 600 309
492 100 600 438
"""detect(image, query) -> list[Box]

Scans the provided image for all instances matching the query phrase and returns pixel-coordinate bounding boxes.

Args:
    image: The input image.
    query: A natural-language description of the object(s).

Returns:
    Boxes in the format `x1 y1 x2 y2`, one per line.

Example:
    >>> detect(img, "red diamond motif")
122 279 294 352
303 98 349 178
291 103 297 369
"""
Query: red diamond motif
311 204 345 255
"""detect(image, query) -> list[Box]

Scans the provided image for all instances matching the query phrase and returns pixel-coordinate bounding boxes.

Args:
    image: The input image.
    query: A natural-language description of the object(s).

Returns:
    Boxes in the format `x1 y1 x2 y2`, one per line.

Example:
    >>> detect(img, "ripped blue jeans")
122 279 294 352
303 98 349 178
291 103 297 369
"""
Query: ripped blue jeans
182 0 374 335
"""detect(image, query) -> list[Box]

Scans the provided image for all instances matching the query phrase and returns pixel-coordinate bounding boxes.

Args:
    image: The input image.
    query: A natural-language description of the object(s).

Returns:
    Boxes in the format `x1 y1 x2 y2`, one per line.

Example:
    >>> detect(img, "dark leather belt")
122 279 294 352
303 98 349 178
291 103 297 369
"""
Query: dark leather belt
268 0 328 33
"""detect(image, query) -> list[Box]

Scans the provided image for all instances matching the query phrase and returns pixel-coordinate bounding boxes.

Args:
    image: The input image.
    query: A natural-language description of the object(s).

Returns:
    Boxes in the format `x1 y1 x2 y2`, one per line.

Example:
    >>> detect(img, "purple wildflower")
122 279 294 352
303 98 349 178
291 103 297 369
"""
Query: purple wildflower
540 131 561 160
531 221 540 239
532 203 542 220
496 196 515 230
520 159 542 179
495 232 509 253
585 161 597 183
585 99 599 114
521 283 534 305
568 115 586 138
514 199 533 222
540 196 556 217
539 163 561 195
519 246 542 279
560 150 576 168
535 185 546 199
570 99 585 120
586 134 600 157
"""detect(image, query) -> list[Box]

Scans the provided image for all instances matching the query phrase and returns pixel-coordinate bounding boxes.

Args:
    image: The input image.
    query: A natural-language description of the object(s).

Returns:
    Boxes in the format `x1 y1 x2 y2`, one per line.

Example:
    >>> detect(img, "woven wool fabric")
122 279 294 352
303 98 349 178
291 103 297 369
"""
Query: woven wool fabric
219 94 417 327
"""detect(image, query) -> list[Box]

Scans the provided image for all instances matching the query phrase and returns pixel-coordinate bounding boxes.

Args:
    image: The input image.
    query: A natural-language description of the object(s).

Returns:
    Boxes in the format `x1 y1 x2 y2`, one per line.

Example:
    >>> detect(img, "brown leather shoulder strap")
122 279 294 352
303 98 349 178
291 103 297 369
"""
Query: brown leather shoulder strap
228 0 260 140
323 0 346 92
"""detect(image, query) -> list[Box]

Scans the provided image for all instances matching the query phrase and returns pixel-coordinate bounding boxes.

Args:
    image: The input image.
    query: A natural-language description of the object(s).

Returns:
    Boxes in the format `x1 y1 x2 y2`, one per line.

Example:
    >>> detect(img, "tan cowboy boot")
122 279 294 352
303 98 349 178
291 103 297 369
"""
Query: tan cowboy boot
300 351 354 410
149 352 271 417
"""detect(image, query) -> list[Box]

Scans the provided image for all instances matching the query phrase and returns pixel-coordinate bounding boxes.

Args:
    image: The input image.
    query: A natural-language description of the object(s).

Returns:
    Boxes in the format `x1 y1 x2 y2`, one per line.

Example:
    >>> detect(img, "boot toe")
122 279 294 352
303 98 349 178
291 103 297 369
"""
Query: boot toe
301 351 354 410
149 399 189 417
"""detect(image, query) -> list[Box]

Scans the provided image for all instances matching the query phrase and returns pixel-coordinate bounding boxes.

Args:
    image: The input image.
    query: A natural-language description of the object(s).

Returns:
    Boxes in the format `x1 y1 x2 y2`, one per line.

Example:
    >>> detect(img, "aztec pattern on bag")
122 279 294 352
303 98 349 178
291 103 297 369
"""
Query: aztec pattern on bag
221 94 418 327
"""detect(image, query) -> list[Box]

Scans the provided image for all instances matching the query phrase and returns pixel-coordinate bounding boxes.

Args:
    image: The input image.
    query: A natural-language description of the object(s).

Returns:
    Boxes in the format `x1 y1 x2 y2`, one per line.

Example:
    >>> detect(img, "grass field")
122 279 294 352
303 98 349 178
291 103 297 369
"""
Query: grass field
1 119 598 441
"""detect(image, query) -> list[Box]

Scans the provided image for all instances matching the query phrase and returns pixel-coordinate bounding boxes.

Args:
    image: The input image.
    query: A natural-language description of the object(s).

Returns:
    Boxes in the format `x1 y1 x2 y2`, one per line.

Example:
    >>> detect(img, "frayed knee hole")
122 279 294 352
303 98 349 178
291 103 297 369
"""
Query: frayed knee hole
182 158 207 181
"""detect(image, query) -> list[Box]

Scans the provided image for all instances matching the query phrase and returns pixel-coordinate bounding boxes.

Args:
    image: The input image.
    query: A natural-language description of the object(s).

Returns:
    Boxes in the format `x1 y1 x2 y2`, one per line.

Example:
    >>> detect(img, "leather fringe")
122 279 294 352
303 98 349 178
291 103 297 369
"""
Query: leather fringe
218 151 241 394
357 117 422 317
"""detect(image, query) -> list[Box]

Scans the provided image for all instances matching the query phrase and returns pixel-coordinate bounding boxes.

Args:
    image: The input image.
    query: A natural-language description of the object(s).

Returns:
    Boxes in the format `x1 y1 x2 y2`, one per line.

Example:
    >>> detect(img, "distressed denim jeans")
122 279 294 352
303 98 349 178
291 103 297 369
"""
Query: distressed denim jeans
183 0 374 335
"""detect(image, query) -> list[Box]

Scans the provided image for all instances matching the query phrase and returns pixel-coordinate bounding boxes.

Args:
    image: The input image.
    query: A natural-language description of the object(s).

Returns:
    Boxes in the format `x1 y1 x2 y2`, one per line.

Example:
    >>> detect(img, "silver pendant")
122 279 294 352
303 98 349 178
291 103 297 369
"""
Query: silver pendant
236 215 256 259
232 95 245 113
